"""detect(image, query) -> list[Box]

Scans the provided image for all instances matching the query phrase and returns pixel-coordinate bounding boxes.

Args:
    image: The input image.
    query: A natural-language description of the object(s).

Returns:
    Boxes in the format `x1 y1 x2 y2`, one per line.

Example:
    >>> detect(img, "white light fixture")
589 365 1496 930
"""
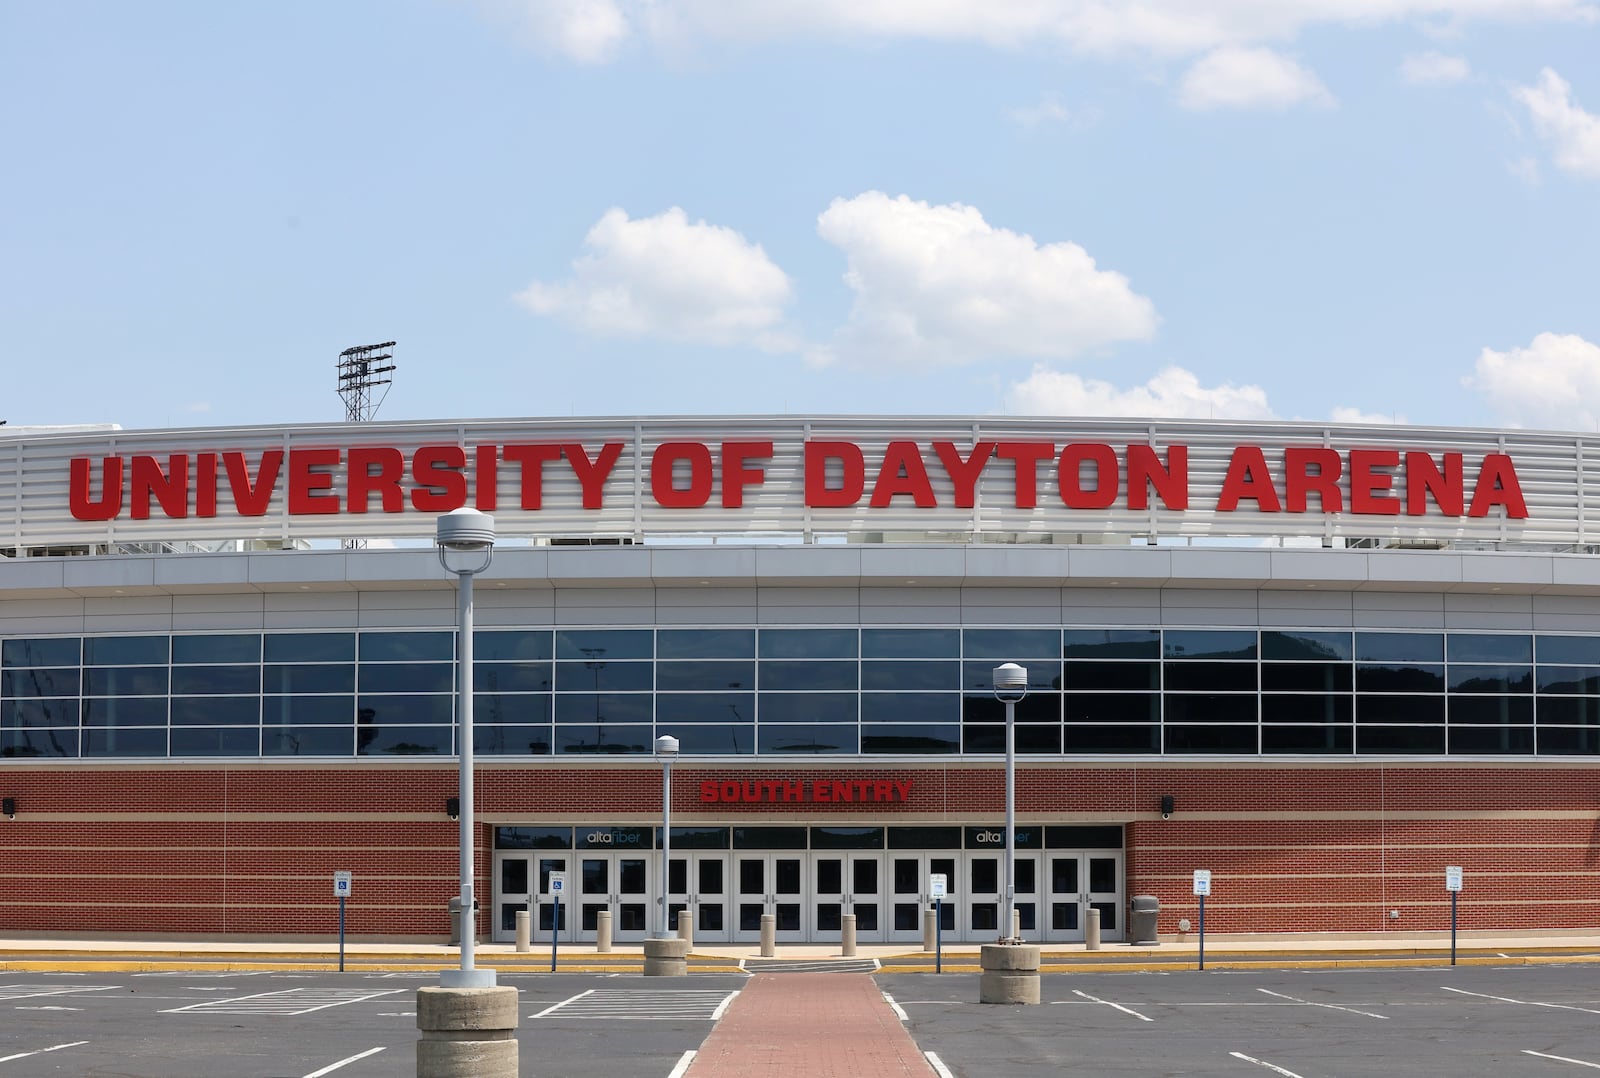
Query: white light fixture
992 663 1028 942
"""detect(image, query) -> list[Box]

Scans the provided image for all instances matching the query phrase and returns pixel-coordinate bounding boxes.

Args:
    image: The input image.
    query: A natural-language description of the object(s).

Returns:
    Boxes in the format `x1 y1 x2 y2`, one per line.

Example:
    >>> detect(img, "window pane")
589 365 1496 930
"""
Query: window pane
554 725 653 754
1448 633 1532 664
1537 635 1600 666
172 633 261 664
1 699 80 728
1262 695 1352 725
862 628 959 658
1261 631 1353 661
1263 664 1352 692
1061 725 1160 753
759 628 857 658
1450 697 1533 725
758 694 857 724
475 663 553 692
1 727 78 757
861 693 960 724
356 726 451 755
476 725 552 755
474 630 553 662
2 637 81 668
263 726 354 755
963 694 1061 724
261 695 353 725
1163 725 1258 753
1357 663 1445 693
82 728 169 756
82 698 167 727
358 695 453 725
1165 663 1257 692
672 725 753 754
758 725 858 754
1448 666 1532 693
265 632 355 663
1538 727 1600 754
1164 630 1255 660
474 693 552 724
655 661 754 692
171 697 260 726
555 629 653 660
359 664 455 694
1356 632 1443 663
962 724 1061 754
760 660 856 690
657 629 755 659
1359 696 1445 723
1357 725 1445 754
555 694 652 725
1062 629 1160 659
264 664 355 694
1450 726 1534 754
1262 725 1353 753
171 727 261 756
962 662 1060 693
1 668 80 697
963 629 1060 659
171 666 262 695
555 661 653 693
654 693 753 726
812 827 884 850
1164 695 1257 723
1538 697 1600 725
1537 667 1600 694
84 636 168 665
359 632 452 662
85 667 169 696
861 725 959 754
860 660 958 690
1063 661 1158 691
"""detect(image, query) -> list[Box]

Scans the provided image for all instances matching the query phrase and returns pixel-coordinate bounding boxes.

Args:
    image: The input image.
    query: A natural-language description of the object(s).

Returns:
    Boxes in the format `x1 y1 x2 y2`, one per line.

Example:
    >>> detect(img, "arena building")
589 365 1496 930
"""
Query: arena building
3 415 1600 945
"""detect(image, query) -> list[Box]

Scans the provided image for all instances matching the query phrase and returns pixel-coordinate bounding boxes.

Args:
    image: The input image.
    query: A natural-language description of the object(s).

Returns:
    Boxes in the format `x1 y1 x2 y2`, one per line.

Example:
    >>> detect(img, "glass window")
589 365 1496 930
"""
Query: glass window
862 628 960 658
887 826 961 849
555 693 652 725
1 727 78 758
861 692 960 724
672 725 753 754
963 628 1060 659
82 728 169 756
962 662 1060 693
474 693 552 724
474 663 553 693
264 664 355 694
84 636 168 665
554 725 652 754
261 695 353 726
812 827 885 850
758 725 858 754
1261 726 1353 753
1164 725 1258 753
1448 666 1532 693
1064 694 1159 724
1164 630 1255 660
1261 631 1352 661
1537 667 1600 694
1538 726 1600 755
360 632 452 662
263 726 354 755
1164 695 1257 723
476 726 552 755
1359 696 1445 724
1356 663 1445 693
1064 724 1161 753
860 660 958 691
357 695 453 725
655 661 754 692
1537 635 1600 666
359 664 455 694
1356 632 1443 663
1262 695 1353 725
734 826 808 849
758 693 857 724
85 667 169 696
654 693 753 726
474 630 553 662
2 637 81 667
1 668 80 697
1165 663 1257 692
1263 664 1352 692
962 724 1061 753
1 699 80 728
759 628 857 659
963 694 1061 724
1450 726 1534 754
356 726 451 755
555 661 653 693
862 725 959 754
171 666 262 696
1448 633 1532 664
1538 697 1600 725
172 634 261 664
555 629 652 660
1063 662 1159 691
171 697 260 726
1449 697 1533 725
1063 629 1160 659
81 698 167 727
171 727 261 756
265 632 355 663
657 629 755 659
496 826 574 850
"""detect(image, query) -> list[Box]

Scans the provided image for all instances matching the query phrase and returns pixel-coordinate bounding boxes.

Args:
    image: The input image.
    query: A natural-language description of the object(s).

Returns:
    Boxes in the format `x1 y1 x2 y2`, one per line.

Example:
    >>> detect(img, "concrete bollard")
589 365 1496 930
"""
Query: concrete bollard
1086 907 1101 951
979 943 1041 1005
677 908 693 948
760 913 776 958
514 910 531 953
596 909 612 953
922 908 936 952
841 913 857 957
1011 908 1022 941
642 936 690 977
416 985 519 1077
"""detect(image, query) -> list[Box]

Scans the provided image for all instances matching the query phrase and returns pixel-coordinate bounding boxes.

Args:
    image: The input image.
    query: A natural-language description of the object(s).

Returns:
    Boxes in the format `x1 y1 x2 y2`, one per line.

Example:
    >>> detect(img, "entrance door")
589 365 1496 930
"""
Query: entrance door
734 854 805 942
667 853 731 943
575 853 652 944
888 853 958 944
1043 852 1124 943
812 854 885 943
494 854 534 943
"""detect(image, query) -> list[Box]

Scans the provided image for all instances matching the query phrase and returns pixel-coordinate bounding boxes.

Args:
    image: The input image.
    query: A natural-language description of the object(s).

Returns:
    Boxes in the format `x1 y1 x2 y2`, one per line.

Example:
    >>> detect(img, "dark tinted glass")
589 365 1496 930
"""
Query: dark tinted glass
861 725 959 754
359 664 454 694
172 634 261 664
1261 630 1353 661
1358 696 1445 723
1164 663 1257 692
475 663 553 692
887 826 962 849
758 724 858 754
359 632 452 662
1061 725 1160 753
1 668 79 697
171 697 260 725
1 699 80 727
476 725 552 755
812 827 884 850
261 695 353 725
669 826 731 850
171 727 261 756
759 629 857 658
1063 662 1159 690
1537 635 1600 666
1062 629 1160 659
85 636 168 665
657 629 755 659
555 629 653 660
654 693 753 725
0 727 78 757
758 693 857 724
1538 697 1600 725
1164 630 1255 660
1448 633 1532 664
474 693 552 724
1262 694 1352 724
357 695 453 725
264 664 355 694
497 826 574 849
171 666 261 695
963 628 1060 659
554 725 652 754
862 628 959 658
1537 667 1600 694
962 662 1060 693
1538 726 1600 754
860 660 958 690
1063 693 1159 723
555 661 653 692
1163 725 1258 753
655 661 753 691
2 637 81 667
1261 725 1353 753
1263 664 1352 692
264 632 355 663
82 728 168 756
356 726 451 755
262 726 354 755
554 694 652 725
1164 694 1257 723
759 660 856 691
962 694 1061 724
1448 666 1532 693
1356 663 1445 693
84 667 168 695
1356 632 1443 662
962 723 1060 753
1449 726 1534 754
734 827 808 849
1449 697 1533 725
672 725 753 754
861 692 960 724
474 630 553 661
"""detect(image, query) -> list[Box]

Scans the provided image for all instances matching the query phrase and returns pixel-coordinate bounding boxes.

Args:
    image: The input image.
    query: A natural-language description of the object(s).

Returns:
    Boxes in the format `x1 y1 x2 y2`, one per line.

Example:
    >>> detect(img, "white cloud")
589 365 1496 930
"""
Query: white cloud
484 2 1598 63
477 0 631 63
1006 365 1275 420
1464 332 1600 430
516 207 796 350
1400 51 1470 85
811 192 1157 368
1179 47 1334 111
1512 68 1600 178
1330 406 1407 425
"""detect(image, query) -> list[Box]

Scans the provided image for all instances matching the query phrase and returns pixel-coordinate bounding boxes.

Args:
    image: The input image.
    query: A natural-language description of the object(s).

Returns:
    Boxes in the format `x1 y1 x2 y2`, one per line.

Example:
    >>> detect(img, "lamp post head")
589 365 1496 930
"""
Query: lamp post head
992 662 1028 702
435 507 496 551
654 734 681 759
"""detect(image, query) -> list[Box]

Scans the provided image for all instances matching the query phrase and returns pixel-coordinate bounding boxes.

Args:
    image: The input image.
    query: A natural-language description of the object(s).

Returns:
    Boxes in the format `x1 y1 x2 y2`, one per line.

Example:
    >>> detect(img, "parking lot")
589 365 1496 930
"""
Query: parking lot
4 964 1600 1076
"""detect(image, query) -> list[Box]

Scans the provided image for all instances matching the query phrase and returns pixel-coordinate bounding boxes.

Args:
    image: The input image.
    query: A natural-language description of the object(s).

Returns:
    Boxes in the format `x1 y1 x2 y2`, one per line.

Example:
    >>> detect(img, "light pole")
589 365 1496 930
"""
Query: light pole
437 507 495 989
654 734 680 938
992 663 1028 941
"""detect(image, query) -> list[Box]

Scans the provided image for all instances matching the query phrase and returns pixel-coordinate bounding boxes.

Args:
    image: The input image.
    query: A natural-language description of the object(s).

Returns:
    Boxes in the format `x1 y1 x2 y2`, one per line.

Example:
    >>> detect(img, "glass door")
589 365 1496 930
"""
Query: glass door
573 853 651 943
888 854 957 944
1086 853 1123 942
493 854 533 943
813 854 884 943
1043 852 1124 943
734 854 805 942
535 855 570 941
666 853 731 943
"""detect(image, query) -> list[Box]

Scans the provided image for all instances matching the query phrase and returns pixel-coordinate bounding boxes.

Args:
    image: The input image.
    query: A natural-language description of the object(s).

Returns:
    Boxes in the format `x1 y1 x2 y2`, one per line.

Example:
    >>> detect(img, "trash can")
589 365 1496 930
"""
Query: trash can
1130 895 1160 945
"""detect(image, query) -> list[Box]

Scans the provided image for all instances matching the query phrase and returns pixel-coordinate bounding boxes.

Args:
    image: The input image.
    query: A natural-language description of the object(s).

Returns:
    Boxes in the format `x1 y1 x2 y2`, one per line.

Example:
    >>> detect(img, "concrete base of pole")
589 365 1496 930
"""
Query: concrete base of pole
841 914 857 957
514 910 531 953
1086 907 1102 951
677 908 693 948
759 914 776 958
415 985 518 1078
922 909 936 952
596 909 613 953
642 936 689 977
978 943 1041 1005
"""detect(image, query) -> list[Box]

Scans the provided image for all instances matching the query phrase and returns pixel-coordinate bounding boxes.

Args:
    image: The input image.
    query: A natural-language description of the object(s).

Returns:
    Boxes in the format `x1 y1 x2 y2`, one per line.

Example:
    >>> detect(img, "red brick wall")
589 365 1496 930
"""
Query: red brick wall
2 761 1597 938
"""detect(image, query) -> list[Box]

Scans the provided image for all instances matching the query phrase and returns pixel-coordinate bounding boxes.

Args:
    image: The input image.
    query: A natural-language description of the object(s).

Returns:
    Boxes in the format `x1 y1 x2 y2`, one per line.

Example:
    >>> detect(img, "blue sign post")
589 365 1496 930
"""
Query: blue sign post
1193 870 1211 972
930 873 948 974
549 874 566 973
333 872 352 973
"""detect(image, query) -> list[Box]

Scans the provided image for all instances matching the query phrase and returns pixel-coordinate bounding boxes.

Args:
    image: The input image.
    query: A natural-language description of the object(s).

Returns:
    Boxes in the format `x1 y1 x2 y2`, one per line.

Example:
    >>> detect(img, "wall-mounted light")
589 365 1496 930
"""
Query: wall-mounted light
2 798 14 819
446 797 460 820
1159 794 1174 820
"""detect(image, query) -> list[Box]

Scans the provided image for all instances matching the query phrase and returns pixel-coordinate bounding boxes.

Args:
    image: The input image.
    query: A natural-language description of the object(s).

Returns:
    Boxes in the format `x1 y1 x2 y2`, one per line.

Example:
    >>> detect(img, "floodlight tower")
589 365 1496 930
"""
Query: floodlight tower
336 342 396 550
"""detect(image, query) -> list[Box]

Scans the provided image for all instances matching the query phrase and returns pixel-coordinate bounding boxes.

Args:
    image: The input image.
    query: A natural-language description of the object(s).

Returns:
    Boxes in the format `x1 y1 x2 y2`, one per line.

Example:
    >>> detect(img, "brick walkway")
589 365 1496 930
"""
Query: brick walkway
685 972 935 1077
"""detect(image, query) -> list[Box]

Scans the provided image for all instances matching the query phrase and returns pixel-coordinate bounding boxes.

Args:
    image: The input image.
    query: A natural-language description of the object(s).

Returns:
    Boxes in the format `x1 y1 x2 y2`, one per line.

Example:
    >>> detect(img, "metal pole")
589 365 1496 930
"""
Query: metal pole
935 897 943 974
456 566 477 974
338 895 345 973
552 892 560 973
1004 697 1015 940
660 757 672 938
1451 892 1457 966
1198 894 1206 971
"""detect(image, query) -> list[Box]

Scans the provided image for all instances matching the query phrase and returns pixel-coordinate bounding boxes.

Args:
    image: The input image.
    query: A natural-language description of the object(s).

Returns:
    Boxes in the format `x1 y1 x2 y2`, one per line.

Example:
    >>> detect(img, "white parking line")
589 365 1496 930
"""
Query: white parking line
0 985 117 1001
881 991 909 1021
161 988 403 1015
302 1046 386 1077
0 1041 87 1064
1443 987 1600 1017
1230 1051 1309 1077
1524 1050 1600 1070
925 1051 957 1078
1069 989 1153 1022
1257 988 1389 1020
532 989 593 1019
666 1050 696 1078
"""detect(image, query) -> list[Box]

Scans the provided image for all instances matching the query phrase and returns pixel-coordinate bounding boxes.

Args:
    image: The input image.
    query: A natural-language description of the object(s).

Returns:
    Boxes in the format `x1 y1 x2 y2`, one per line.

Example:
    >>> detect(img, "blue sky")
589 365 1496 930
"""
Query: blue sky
3 1 1598 434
